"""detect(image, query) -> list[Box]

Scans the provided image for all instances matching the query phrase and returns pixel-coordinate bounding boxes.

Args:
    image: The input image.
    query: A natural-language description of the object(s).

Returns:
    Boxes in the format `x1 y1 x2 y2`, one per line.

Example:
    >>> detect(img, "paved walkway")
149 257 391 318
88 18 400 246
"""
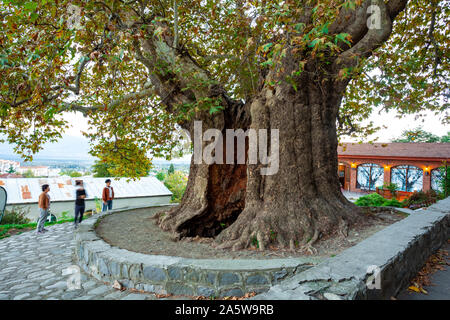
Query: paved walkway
1 209 447 300
342 190 367 202
397 242 450 300
0 222 165 300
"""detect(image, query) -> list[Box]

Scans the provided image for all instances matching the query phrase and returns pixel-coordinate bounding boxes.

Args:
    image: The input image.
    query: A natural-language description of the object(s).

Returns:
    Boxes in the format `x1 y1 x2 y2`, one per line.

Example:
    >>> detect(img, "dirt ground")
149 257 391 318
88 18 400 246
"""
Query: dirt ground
95 206 407 260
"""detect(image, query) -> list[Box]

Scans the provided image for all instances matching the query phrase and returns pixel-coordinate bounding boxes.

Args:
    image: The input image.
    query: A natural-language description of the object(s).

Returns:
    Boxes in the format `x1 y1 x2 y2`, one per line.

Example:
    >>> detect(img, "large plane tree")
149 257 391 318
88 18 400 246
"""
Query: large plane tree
0 0 448 251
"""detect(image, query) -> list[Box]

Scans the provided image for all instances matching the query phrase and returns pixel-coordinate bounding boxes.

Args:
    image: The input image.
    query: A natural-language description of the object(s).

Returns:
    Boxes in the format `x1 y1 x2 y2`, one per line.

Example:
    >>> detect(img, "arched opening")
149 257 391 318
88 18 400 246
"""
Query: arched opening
391 165 423 192
338 162 351 190
356 163 384 191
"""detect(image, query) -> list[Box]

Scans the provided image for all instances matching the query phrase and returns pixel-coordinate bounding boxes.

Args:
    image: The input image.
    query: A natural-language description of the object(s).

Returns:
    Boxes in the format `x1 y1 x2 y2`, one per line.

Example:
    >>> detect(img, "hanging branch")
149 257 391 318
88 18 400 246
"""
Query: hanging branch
173 0 179 50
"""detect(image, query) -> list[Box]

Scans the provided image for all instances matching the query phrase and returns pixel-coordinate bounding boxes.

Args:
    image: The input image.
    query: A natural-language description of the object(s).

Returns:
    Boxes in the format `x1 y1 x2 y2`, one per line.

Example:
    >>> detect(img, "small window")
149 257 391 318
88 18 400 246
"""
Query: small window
391 165 423 192
431 168 444 192
356 163 384 191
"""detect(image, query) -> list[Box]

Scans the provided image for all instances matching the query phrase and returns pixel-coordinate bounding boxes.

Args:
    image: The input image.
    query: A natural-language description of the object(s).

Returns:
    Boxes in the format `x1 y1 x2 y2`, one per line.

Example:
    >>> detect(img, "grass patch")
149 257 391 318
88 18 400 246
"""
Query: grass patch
0 218 75 239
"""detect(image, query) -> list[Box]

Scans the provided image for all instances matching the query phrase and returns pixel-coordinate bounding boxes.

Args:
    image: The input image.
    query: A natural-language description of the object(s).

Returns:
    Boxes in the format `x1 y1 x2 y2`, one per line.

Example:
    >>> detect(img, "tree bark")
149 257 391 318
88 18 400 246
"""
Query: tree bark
153 0 410 251
156 58 362 251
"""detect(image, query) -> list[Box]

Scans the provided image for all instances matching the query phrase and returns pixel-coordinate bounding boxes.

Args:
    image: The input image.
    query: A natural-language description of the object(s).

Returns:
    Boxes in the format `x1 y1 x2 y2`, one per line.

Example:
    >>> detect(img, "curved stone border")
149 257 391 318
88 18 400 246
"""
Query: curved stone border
74 206 322 297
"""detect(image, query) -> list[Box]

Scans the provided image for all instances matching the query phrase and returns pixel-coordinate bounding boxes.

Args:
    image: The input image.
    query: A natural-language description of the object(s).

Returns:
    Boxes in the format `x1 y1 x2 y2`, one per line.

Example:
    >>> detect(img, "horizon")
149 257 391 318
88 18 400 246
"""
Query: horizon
0 107 447 164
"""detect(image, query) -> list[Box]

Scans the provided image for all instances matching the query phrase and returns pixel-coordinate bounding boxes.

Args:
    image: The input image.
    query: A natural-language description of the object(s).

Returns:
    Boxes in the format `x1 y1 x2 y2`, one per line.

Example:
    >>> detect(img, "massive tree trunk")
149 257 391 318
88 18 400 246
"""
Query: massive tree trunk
157 60 362 251
150 0 409 251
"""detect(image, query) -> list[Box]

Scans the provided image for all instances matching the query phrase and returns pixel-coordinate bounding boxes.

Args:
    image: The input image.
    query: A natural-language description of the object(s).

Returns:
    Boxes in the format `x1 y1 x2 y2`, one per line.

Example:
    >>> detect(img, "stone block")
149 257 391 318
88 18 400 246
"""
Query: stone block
185 269 199 282
98 258 110 276
142 266 166 282
166 282 194 296
246 274 269 285
220 288 244 297
129 264 142 280
204 272 216 285
121 264 129 278
197 286 216 297
167 266 183 280
273 269 288 282
109 261 121 277
219 273 240 286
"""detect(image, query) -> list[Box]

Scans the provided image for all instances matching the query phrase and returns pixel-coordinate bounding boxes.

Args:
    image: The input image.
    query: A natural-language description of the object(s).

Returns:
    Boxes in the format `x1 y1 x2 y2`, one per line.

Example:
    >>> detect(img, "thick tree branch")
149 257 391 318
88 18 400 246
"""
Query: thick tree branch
58 85 154 116
58 102 99 115
173 0 179 49
51 56 91 95
334 0 394 71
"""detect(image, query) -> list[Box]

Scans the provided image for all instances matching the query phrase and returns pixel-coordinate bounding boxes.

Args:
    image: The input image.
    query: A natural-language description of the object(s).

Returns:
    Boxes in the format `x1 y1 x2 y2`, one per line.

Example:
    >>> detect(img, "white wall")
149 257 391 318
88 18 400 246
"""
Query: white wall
0 160 20 173
6 195 172 221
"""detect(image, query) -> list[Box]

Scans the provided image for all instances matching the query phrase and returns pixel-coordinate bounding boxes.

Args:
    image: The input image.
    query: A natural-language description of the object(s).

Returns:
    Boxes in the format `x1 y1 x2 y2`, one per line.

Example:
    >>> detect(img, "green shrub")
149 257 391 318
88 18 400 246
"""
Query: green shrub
94 196 102 213
355 193 405 207
60 211 70 220
355 193 386 206
1 207 31 225
164 171 188 203
403 190 438 209
382 182 399 198
438 166 450 197
382 199 404 207
155 171 166 182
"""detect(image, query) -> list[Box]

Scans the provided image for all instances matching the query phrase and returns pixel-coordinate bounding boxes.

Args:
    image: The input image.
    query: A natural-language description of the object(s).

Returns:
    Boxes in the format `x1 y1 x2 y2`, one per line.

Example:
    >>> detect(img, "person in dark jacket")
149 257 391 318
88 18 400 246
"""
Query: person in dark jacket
74 180 87 229
102 179 114 212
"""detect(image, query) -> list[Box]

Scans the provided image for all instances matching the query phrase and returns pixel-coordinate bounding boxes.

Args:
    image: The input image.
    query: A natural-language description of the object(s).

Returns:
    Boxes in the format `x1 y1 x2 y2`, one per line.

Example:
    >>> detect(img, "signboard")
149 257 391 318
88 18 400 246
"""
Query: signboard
0 186 6 224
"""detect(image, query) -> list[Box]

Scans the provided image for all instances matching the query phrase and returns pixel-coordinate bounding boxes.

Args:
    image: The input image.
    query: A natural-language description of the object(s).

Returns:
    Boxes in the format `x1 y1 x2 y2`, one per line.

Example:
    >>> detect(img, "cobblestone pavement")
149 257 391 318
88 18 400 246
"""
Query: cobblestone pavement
0 222 171 300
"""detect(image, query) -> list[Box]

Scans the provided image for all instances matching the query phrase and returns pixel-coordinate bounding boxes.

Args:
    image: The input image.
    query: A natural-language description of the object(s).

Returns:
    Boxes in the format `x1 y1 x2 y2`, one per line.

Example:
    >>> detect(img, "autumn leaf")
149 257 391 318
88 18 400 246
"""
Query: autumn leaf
408 286 421 293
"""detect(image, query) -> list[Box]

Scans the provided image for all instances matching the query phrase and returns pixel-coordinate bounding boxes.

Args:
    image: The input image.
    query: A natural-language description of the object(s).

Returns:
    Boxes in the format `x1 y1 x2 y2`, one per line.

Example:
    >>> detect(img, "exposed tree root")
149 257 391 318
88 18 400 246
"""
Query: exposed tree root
300 227 319 255
212 198 361 253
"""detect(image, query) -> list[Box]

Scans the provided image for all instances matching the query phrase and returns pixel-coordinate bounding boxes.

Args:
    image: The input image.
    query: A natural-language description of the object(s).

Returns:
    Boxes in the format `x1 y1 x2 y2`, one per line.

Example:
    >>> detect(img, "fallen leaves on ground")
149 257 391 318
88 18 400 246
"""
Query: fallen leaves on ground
155 293 174 298
112 280 123 291
407 247 449 294
194 292 257 300
129 288 148 294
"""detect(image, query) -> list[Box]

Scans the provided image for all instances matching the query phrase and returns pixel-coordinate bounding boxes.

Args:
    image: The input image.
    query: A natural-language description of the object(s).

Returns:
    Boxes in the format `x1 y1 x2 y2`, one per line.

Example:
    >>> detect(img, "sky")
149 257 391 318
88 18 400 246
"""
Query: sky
0 108 447 162
64 108 448 140
360 109 448 142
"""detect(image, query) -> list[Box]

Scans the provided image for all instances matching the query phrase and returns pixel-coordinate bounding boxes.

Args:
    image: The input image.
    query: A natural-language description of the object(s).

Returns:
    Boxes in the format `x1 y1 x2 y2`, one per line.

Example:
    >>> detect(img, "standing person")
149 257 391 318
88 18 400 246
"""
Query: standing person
36 184 50 234
102 179 114 212
74 180 87 229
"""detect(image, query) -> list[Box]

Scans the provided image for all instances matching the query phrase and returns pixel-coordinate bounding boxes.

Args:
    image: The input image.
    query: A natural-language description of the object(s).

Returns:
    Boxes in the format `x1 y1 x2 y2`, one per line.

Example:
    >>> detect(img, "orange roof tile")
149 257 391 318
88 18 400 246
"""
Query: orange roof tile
338 143 450 160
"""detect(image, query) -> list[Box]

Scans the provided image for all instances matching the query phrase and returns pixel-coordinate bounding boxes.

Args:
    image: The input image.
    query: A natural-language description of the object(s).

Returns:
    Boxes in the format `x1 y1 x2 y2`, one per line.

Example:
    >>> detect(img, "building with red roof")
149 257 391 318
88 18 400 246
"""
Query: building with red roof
337 143 450 197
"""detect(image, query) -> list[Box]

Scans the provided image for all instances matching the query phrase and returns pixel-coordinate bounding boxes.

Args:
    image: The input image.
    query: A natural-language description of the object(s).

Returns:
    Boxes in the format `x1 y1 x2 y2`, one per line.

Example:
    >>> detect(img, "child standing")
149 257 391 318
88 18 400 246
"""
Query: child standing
102 179 114 212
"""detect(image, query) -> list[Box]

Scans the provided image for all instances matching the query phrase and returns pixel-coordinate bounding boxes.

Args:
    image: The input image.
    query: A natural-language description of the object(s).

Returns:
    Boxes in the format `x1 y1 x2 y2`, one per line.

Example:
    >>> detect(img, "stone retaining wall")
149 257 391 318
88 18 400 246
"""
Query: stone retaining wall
74 206 322 298
253 198 450 300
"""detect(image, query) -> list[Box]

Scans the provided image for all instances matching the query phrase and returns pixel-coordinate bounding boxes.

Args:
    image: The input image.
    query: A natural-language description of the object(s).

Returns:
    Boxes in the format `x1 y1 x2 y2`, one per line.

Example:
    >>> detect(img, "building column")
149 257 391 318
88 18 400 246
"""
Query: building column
383 166 391 186
423 169 431 191
350 163 358 192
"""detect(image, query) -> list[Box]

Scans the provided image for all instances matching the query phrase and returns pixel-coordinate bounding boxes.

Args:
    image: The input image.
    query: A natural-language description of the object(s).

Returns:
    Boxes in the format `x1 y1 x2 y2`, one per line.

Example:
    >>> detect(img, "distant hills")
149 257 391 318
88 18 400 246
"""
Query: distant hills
0 135 94 162
0 134 191 164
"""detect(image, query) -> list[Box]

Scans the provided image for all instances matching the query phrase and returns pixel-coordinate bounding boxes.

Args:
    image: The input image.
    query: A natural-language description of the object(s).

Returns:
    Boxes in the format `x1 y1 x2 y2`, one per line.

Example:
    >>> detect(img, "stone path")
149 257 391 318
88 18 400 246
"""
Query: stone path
342 190 367 202
0 222 166 300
